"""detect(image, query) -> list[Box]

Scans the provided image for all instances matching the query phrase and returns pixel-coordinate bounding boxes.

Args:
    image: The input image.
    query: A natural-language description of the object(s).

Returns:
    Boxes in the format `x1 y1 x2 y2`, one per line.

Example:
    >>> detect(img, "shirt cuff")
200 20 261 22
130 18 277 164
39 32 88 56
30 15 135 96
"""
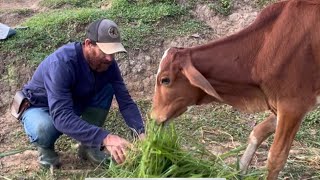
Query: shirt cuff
94 129 109 148
136 127 145 134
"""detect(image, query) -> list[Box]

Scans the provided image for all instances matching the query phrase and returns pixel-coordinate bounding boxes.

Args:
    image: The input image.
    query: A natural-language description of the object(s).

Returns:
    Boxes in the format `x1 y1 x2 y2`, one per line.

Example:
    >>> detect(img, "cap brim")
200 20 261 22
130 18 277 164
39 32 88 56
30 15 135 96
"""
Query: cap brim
96 42 127 54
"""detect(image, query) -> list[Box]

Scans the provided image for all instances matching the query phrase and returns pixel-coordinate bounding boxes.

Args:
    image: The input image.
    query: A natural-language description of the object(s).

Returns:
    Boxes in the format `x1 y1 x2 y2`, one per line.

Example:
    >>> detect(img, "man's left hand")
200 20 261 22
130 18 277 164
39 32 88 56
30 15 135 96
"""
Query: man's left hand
138 133 146 140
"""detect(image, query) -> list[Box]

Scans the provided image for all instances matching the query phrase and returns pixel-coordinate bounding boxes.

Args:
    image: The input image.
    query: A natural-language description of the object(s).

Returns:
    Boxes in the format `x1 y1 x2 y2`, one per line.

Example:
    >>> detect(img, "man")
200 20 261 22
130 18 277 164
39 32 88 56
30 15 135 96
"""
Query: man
18 19 145 168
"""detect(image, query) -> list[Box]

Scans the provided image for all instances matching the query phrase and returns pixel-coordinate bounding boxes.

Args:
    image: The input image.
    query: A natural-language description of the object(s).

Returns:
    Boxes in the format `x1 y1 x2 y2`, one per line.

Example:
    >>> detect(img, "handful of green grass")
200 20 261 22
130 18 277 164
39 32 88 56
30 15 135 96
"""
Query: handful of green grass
102 120 249 178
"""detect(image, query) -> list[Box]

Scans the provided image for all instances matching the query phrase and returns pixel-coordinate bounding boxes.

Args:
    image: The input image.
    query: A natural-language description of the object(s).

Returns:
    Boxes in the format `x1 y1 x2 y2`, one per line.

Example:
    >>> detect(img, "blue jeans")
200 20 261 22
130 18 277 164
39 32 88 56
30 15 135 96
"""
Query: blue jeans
21 84 114 149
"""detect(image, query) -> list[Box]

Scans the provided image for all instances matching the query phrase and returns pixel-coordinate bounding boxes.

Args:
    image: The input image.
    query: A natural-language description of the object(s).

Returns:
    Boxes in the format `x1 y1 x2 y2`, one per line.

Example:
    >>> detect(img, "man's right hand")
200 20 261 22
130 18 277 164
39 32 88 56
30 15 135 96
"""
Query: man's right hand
102 134 131 164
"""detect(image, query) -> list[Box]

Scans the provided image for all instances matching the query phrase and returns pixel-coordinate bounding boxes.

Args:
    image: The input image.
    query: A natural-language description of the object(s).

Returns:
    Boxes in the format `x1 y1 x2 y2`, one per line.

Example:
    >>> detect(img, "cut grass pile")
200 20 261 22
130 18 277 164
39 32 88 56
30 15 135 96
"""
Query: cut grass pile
97 120 263 179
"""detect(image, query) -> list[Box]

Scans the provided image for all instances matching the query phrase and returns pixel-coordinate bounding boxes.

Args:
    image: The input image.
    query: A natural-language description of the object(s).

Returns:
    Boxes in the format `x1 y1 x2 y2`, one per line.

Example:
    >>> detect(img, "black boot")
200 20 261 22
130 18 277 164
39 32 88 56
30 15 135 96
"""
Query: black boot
38 147 61 169
79 107 110 164
81 107 108 127
78 144 110 165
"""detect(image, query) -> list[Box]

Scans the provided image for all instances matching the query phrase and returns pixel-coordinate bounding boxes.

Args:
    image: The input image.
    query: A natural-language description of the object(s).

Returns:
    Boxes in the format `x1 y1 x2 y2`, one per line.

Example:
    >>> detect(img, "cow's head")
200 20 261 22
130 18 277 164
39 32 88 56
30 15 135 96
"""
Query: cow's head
151 47 223 124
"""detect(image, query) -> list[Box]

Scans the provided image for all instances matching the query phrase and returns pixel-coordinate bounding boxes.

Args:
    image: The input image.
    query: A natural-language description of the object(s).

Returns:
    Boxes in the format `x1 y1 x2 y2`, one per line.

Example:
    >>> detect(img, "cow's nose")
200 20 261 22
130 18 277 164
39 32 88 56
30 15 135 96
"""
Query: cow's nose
150 111 166 124
150 111 157 121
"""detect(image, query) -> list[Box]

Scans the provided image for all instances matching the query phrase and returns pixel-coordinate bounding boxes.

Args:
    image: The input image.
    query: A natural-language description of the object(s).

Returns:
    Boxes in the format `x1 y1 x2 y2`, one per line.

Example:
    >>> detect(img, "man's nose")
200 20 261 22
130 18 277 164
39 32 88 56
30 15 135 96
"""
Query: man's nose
104 54 113 62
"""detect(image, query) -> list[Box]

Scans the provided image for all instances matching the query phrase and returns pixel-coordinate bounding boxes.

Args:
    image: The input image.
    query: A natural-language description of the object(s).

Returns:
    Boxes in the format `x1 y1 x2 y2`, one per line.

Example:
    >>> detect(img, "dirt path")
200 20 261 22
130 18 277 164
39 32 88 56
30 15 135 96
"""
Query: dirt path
0 1 41 176
0 0 40 10
0 0 40 27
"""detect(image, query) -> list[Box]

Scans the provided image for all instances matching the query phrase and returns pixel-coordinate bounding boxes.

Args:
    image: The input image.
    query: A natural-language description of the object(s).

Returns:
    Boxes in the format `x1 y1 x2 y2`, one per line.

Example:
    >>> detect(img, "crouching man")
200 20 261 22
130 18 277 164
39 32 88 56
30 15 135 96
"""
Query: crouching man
12 18 145 168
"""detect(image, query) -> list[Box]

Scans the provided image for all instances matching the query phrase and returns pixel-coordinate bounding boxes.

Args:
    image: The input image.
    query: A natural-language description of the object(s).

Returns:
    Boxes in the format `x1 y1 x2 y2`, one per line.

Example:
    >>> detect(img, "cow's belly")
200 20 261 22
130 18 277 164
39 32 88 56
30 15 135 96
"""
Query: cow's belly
223 95 269 113
218 84 269 113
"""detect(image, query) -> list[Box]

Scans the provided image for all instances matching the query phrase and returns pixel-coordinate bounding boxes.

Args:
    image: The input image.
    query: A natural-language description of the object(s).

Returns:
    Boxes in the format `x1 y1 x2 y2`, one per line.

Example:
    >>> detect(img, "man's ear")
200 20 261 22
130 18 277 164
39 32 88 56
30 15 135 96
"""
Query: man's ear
84 38 95 47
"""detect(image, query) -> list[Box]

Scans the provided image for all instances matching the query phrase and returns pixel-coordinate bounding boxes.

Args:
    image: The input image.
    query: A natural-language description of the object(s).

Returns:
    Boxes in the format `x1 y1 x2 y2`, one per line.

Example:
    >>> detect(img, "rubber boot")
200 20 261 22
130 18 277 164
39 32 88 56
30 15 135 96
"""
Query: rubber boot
78 144 110 165
38 147 61 169
79 107 110 164
81 107 108 127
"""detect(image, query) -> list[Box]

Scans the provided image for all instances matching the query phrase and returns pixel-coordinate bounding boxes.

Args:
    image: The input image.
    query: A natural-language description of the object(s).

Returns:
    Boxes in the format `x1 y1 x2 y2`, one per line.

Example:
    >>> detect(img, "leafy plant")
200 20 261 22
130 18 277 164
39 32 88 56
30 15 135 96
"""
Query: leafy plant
40 0 103 9
255 0 277 7
210 0 232 16
304 107 320 125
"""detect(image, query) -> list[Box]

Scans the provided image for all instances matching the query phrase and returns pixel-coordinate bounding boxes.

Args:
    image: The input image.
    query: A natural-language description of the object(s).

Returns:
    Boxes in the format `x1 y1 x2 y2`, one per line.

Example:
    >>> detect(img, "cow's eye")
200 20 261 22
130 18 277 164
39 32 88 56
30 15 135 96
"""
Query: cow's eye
160 77 170 85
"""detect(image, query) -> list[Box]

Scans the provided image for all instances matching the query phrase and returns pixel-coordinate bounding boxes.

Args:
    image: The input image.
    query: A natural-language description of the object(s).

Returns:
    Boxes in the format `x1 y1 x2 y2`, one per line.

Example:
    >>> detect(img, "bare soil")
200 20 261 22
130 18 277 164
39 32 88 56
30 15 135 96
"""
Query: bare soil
0 0 40 10
0 0 40 27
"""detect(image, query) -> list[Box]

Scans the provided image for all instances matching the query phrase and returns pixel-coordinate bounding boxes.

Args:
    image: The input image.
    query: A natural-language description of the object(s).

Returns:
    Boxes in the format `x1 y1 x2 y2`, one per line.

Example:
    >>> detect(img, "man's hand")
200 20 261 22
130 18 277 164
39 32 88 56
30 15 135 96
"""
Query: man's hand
138 133 146 140
103 134 131 164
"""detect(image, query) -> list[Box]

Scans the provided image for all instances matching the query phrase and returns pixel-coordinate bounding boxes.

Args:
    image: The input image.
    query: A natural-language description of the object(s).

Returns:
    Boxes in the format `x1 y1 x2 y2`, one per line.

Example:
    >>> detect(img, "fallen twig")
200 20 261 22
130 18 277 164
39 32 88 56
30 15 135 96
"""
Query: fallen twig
0 146 33 158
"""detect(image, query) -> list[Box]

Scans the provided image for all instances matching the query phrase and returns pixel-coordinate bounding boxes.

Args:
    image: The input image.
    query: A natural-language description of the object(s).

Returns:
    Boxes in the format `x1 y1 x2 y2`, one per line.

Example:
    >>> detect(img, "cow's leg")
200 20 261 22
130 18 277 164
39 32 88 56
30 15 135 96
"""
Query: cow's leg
266 104 305 180
240 114 277 173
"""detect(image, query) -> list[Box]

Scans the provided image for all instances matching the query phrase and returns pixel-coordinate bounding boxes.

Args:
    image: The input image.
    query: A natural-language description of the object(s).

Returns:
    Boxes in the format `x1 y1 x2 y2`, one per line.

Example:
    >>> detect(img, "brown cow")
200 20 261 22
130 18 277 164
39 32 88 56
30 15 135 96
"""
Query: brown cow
150 0 320 179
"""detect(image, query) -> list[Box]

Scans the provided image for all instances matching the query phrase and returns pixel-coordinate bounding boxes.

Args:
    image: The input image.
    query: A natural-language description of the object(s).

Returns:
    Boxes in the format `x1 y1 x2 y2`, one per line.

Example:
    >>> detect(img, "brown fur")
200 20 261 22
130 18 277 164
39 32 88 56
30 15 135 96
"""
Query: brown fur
151 0 320 179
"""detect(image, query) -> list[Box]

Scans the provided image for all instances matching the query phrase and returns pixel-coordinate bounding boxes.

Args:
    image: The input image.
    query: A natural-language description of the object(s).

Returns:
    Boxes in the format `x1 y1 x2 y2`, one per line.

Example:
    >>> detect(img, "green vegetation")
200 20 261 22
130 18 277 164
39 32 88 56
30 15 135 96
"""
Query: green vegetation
1 63 19 87
209 0 233 16
0 147 33 158
102 121 251 178
3 100 320 179
295 107 320 148
0 0 206 66
40 0 103 9
0 8 34 16
255 0 277 7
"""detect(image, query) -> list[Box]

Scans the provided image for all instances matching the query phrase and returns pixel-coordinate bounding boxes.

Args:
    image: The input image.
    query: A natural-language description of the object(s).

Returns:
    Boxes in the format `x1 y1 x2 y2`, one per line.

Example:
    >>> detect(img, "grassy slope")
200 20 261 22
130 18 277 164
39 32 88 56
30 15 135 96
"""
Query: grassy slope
0 0 204 66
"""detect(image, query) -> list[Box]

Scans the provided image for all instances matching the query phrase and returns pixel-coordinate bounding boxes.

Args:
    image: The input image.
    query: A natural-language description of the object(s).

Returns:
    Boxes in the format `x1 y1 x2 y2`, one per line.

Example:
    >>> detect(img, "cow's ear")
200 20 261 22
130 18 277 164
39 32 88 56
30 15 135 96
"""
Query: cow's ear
181 55 223 102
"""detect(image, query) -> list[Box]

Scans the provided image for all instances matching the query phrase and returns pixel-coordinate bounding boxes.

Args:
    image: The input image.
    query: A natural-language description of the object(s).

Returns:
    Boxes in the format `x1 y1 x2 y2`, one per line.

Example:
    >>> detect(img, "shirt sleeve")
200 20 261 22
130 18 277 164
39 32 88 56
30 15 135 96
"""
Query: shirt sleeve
43 58 109 147
111 62 145 134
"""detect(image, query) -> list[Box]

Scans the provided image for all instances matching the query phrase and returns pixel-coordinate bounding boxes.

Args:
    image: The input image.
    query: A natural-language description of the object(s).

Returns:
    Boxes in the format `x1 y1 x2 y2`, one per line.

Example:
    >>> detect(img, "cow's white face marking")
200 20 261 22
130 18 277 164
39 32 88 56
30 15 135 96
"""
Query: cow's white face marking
157 48 170 75
155 48 170 93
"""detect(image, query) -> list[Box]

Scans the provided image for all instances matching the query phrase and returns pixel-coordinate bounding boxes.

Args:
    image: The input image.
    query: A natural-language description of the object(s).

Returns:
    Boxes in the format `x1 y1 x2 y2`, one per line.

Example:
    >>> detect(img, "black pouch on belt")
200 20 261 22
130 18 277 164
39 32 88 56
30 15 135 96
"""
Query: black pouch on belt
10 90 30 120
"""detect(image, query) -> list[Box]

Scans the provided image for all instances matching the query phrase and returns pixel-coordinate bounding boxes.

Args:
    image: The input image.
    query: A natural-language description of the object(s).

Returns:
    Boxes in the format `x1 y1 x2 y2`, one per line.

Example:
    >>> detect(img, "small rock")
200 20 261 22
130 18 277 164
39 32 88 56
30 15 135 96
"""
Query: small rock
191 33 201 38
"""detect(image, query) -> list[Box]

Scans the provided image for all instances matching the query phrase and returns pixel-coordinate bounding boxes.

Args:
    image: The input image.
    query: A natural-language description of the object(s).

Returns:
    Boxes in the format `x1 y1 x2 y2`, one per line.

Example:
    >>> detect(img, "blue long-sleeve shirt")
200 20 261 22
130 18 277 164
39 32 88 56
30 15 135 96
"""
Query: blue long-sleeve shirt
22 42 145 147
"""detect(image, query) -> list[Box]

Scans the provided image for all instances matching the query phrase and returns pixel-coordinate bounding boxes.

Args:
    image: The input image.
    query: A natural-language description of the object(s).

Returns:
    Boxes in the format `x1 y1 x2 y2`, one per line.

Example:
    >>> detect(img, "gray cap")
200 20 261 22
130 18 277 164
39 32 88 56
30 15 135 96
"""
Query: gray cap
86 19 127 54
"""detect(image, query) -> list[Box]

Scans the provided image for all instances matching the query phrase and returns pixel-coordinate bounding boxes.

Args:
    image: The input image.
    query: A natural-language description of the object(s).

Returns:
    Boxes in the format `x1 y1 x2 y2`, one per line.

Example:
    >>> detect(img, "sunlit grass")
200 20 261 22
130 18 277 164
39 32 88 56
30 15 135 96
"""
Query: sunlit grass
0 0 205 66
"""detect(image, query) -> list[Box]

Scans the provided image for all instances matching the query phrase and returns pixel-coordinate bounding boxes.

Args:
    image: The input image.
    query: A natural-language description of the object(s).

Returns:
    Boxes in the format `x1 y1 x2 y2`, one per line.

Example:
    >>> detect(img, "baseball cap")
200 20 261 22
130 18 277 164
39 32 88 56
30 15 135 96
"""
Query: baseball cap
86 19 127 54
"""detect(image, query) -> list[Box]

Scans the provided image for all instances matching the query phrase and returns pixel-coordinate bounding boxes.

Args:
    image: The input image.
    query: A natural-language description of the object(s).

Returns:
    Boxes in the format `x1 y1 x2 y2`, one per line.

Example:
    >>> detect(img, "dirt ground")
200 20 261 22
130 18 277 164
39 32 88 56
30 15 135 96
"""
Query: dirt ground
0 0 95 176
0 0 40 27
0 0 40 11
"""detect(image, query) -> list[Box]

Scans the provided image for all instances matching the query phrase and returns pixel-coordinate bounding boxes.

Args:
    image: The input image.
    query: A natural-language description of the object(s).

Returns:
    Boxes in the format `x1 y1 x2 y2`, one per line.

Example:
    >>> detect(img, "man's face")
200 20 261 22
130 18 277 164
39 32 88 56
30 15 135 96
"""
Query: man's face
87 43 115 72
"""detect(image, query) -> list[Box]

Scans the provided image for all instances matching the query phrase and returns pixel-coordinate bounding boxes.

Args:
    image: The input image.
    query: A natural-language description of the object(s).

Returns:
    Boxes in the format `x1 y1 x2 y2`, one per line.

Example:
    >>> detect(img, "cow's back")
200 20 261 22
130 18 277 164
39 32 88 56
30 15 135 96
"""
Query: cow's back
251 0 320 102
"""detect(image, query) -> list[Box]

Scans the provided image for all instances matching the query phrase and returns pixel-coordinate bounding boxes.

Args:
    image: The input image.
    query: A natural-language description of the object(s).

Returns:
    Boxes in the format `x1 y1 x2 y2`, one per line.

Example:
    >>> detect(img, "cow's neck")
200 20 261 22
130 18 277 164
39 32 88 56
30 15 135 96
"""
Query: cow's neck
189 13 279 112
190 31 262 84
